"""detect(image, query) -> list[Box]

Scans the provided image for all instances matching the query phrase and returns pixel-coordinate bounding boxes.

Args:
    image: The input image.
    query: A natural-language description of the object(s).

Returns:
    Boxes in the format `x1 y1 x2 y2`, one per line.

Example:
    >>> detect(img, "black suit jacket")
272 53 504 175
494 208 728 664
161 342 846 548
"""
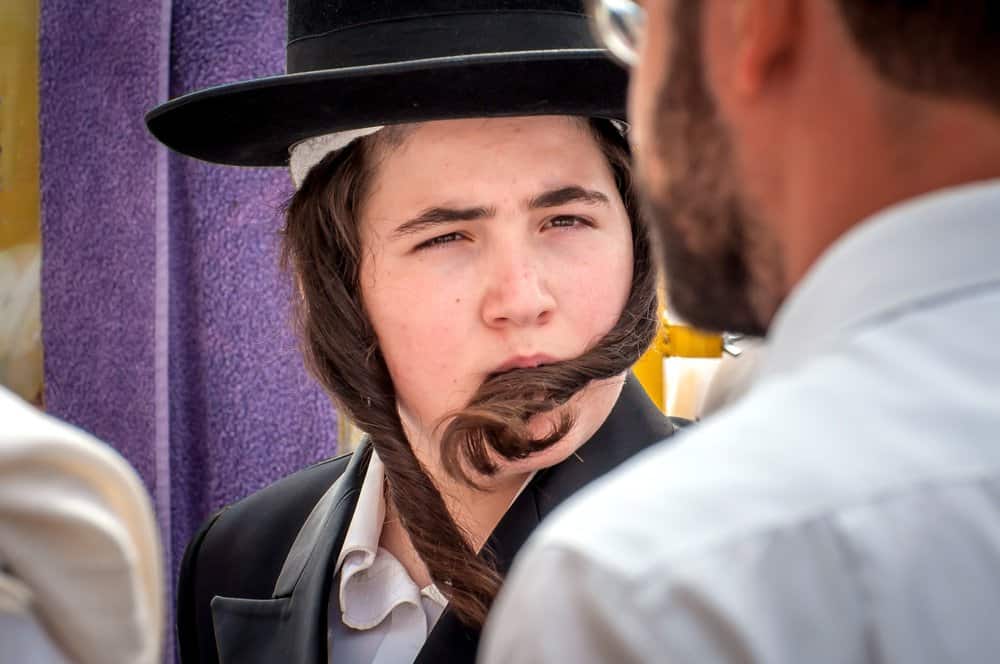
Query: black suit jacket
176 376 682 664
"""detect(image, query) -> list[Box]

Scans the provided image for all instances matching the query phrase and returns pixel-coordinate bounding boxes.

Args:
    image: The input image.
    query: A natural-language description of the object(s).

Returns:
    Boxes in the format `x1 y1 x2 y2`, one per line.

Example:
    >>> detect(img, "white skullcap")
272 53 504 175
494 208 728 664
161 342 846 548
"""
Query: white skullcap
288 126 383 188
288 118 628 188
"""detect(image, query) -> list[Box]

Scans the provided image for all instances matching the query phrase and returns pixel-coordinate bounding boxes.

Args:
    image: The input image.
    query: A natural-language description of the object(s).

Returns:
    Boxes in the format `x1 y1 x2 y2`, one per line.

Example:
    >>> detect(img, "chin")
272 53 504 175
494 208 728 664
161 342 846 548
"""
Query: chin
487 442 582 487
517 432 587 473
494 401 600 479
478 374 625 485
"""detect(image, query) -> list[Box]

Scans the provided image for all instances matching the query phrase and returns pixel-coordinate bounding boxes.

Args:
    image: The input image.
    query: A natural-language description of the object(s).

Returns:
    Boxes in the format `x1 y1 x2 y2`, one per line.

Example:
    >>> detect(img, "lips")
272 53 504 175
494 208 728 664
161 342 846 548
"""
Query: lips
491 353 559 376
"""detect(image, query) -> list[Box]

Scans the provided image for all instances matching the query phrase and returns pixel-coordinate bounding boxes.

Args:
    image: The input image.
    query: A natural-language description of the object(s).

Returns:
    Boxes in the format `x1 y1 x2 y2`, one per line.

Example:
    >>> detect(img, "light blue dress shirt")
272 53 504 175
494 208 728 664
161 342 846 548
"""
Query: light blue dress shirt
480 181 1000 664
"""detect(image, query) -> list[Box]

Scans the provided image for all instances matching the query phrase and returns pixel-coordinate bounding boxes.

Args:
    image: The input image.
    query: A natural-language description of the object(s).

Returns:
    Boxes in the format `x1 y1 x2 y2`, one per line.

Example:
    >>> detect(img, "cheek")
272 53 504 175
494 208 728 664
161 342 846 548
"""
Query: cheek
556 235 634 344
362 260 477 419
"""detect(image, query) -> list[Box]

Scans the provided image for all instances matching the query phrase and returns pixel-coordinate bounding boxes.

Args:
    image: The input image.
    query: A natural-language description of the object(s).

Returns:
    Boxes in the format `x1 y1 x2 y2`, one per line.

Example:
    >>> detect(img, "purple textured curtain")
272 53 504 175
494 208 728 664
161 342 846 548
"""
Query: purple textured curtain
39 1 337 659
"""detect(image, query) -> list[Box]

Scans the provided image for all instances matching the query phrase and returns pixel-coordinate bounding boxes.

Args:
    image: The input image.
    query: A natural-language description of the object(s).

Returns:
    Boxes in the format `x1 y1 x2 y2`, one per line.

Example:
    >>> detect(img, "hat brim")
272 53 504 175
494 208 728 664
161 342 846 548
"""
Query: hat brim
145 49 628 167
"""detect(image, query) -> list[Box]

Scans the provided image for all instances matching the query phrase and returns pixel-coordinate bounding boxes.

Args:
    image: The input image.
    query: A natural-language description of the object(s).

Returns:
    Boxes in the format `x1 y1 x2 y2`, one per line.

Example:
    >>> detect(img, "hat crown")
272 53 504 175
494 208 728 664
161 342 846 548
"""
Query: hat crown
289 0 584 39
147 0 626 167
286 0 593 73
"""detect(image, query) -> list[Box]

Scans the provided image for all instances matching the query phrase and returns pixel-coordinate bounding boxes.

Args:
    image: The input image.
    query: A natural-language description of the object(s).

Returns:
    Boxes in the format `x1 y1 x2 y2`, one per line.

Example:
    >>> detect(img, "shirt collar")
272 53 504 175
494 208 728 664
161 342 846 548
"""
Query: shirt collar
335 450 448 631
762 179 1000 378
335 448 386 573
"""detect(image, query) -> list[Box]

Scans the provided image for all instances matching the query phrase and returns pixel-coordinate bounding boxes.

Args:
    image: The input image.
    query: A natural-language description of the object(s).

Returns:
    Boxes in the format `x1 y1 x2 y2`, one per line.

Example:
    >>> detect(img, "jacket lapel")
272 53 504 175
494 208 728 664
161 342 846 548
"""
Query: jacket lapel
210 376 675 664
414 375 676 663
209 442 372 664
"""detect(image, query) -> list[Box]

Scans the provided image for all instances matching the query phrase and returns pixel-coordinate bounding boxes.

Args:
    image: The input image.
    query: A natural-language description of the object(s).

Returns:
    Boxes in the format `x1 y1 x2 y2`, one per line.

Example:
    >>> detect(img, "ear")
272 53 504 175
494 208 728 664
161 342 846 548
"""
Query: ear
729 0 800 98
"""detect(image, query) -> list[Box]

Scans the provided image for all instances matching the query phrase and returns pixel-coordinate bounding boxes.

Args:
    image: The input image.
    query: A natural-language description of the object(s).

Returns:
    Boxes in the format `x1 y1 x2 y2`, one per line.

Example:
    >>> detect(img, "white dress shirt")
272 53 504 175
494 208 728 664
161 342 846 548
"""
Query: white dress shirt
480 181 1000 664
328 450 448 664
1 575 71 664
0 386 164 664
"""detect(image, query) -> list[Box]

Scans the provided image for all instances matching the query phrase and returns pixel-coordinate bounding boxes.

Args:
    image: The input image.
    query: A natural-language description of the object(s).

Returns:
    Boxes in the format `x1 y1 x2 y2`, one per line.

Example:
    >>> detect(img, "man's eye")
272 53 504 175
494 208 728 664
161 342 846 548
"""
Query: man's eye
415 232 464 251
545 215 591 229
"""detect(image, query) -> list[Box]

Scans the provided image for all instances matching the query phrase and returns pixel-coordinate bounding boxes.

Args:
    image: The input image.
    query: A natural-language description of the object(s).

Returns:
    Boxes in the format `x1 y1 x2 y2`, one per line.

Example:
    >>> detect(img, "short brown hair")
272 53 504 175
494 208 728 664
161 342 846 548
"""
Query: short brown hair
836 0 1000 110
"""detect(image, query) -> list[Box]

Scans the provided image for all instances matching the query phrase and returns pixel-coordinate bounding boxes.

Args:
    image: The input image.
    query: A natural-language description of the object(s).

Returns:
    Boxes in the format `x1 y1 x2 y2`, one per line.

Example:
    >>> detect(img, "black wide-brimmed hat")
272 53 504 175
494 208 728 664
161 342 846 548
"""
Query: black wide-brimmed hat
145 0 627 168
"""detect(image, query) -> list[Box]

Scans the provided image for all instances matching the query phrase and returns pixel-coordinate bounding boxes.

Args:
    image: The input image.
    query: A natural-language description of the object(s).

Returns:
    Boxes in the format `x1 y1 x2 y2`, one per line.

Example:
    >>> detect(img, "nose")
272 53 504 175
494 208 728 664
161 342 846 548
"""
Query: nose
481 251 556 329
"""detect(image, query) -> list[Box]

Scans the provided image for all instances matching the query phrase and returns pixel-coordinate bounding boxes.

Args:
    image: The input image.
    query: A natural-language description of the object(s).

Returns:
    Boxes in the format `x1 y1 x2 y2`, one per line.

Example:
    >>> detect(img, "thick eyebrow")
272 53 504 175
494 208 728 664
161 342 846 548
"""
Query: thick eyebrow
528 186 610 209
391 205 496 238
390 186 609 239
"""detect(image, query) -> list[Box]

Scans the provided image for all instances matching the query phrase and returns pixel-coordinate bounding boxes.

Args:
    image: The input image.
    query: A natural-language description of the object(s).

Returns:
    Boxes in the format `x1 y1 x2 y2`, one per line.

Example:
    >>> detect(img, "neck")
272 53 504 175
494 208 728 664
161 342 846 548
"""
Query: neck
378 374 625 587
378 420 530 589
434 467 530 551
777 92 1000 293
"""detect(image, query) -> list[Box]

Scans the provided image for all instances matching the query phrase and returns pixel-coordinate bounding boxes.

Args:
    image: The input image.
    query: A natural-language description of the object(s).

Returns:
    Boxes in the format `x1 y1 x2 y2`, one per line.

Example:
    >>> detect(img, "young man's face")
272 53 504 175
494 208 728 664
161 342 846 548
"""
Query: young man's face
358 116 635 479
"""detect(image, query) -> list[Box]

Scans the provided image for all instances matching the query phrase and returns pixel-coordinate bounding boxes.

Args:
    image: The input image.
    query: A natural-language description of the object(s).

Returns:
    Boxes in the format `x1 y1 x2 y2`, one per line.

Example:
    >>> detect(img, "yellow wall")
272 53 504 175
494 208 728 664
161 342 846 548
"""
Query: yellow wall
0 0 43 403
0 0 40 249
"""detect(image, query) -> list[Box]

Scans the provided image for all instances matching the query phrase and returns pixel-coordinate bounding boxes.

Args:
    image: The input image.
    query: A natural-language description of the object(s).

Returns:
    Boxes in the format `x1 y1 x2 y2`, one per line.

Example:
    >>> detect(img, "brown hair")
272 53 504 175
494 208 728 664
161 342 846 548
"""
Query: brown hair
837 1 1000 111
281 117 658 627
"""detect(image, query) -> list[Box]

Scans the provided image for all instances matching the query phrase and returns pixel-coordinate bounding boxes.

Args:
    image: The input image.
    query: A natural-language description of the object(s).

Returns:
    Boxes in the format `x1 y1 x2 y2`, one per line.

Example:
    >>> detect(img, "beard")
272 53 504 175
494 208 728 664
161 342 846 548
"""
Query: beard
637 3 784 336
